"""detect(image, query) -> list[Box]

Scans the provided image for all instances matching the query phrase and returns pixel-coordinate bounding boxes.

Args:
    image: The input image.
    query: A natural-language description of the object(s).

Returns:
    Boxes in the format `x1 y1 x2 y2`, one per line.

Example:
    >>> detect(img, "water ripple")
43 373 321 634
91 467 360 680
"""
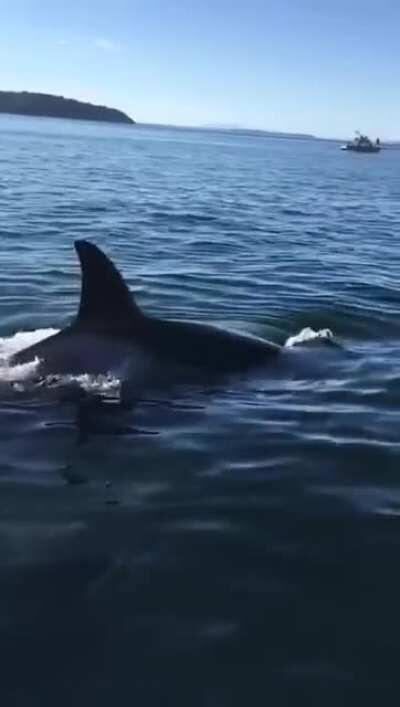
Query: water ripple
1 116 400 701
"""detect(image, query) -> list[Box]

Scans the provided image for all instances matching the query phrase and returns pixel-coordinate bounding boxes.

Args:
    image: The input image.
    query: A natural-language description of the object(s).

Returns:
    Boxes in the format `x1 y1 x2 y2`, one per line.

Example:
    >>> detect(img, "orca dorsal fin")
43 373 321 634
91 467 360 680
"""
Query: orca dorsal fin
74 240 143 328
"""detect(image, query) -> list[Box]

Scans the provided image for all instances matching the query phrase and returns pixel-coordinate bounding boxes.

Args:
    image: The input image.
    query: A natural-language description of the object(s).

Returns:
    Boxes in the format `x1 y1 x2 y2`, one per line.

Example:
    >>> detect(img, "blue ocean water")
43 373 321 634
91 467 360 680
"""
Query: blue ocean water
1 114 400 704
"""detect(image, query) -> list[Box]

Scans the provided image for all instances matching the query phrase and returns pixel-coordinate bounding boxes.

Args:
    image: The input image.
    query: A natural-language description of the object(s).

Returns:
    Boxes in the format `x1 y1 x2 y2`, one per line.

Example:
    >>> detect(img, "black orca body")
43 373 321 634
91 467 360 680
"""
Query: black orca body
11 241 280 380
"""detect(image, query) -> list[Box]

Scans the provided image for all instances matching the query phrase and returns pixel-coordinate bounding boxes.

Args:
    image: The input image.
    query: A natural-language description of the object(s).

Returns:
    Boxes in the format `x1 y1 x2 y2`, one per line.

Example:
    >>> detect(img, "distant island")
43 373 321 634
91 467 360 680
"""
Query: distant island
201 124 315 140
219 128 314 140
0 91 135 124
146 121 315 140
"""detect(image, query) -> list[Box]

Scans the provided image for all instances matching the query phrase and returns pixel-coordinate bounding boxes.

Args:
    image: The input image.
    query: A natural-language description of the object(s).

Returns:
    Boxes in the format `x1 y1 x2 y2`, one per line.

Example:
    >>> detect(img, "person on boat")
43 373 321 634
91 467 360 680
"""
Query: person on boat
376 137 380 146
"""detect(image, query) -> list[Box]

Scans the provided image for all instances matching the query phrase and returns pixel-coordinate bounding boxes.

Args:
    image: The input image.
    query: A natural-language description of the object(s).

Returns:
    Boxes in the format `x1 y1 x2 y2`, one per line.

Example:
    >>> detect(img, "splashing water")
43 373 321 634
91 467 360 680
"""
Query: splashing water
0 328 57 383
0 328 121 394
284 327 336 348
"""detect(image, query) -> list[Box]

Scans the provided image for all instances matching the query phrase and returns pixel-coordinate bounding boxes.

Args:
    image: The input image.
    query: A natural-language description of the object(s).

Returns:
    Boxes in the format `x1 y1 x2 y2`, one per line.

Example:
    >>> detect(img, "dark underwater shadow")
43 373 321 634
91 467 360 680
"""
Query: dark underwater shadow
1 488 400 706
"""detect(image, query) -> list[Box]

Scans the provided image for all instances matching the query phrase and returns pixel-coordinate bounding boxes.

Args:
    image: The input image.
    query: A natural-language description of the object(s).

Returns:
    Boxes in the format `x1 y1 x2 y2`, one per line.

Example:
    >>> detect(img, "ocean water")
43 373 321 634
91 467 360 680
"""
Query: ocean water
1 114 400 704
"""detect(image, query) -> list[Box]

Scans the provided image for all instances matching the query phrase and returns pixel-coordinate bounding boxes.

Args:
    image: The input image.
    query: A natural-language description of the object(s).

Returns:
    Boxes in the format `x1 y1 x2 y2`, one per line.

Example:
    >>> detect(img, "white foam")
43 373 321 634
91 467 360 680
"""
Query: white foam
0 328 59 384
284 327 335 348
0 328 121 394
0 328 59 359
41 373 121 394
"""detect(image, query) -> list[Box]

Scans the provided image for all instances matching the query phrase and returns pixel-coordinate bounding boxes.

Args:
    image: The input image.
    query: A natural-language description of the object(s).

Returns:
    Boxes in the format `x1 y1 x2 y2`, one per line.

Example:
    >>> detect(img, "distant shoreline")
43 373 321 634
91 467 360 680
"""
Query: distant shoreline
138 121 316 141
1 106 398 144
142 123 400 145
0 91 134 125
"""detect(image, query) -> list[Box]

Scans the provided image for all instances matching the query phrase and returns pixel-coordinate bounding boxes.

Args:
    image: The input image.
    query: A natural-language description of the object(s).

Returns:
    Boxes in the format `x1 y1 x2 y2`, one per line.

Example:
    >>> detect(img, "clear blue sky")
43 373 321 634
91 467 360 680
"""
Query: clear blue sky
1 0 399 138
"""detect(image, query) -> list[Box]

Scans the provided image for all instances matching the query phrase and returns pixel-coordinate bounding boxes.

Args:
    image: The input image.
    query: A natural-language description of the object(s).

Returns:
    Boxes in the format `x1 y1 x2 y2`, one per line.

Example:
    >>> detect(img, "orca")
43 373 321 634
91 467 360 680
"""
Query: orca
11 240 280 386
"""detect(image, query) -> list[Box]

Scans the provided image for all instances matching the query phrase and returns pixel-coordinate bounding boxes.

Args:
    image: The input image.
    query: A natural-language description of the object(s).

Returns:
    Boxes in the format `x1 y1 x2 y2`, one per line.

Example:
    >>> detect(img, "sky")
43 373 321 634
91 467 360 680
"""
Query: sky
1 0 399 139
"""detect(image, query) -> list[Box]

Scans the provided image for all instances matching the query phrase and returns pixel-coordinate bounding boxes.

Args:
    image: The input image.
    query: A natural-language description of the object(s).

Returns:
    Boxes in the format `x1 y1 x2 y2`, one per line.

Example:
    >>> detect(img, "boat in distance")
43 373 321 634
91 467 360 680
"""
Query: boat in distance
341 132 381 153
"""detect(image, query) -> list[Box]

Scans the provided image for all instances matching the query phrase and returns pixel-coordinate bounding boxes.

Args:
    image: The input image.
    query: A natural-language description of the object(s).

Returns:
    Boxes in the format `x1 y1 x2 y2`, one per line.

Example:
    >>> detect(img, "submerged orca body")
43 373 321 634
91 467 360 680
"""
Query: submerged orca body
11 241 280 382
